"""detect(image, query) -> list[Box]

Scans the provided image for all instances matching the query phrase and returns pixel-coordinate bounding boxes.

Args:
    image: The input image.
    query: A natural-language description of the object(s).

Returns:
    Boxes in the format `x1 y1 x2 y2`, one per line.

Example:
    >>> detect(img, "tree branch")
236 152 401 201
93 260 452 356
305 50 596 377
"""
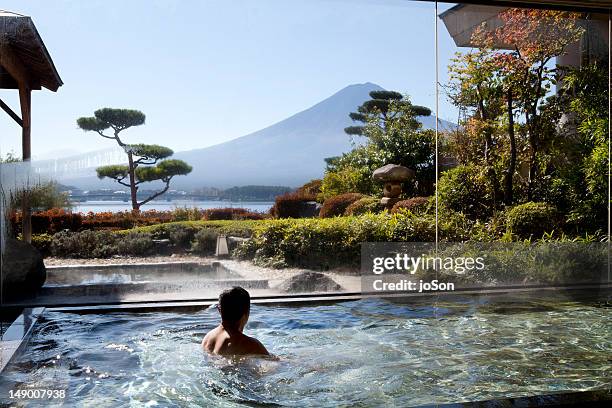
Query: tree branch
96 130 116 140
138 178 171 207
110 176 131 187
134 157 159 166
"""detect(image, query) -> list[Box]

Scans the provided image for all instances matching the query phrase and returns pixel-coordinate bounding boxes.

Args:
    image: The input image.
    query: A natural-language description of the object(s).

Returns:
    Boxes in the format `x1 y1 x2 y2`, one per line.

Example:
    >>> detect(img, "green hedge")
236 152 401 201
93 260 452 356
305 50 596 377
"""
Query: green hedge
234 211 475 269
505 202 558 239
49 220 265 258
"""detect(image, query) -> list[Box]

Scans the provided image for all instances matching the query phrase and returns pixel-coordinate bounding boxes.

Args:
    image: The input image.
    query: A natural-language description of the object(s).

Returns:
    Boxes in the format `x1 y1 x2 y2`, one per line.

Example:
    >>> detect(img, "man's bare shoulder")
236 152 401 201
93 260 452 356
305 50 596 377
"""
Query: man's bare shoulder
243 335 269 355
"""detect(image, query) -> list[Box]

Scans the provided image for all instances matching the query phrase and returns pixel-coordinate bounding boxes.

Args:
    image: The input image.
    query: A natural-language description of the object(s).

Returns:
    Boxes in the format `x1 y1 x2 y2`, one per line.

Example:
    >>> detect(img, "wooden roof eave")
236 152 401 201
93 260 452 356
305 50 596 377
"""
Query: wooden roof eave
0 13 62 92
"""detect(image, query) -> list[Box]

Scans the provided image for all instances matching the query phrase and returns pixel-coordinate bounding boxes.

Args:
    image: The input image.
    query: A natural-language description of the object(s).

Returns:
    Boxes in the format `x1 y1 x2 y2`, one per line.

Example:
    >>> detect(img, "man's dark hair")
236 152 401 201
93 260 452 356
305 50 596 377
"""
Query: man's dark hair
218 286 250 325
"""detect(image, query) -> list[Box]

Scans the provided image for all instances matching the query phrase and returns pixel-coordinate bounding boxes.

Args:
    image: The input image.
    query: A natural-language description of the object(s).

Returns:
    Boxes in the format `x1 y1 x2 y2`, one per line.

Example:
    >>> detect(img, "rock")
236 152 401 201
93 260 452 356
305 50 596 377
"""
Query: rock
372 164 415 182
1 238 46 301
298 201 321 218
277 272 342 293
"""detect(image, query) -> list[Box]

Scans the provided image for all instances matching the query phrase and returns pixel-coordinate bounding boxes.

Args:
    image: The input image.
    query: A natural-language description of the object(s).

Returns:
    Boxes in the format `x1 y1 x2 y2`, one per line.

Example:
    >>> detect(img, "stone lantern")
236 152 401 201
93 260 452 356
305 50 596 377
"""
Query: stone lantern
372 164 415 208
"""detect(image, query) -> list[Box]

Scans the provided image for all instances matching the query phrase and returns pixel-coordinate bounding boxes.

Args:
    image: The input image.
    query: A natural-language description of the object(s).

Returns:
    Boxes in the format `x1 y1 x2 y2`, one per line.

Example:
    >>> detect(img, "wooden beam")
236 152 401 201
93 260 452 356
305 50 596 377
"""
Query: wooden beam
19 85 31 160
19 84 32 243
1 43 34 242
0 96 23 127
0 43 31 85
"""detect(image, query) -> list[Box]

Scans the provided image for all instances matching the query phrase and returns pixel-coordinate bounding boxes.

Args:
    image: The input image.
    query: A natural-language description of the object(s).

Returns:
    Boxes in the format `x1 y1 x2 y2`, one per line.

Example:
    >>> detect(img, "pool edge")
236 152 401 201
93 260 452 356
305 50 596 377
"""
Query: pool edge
0 307 45 374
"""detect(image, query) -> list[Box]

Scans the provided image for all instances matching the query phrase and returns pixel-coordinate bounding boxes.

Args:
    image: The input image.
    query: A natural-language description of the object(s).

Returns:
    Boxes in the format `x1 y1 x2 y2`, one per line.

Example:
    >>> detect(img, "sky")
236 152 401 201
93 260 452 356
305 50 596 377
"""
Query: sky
0 0 460 159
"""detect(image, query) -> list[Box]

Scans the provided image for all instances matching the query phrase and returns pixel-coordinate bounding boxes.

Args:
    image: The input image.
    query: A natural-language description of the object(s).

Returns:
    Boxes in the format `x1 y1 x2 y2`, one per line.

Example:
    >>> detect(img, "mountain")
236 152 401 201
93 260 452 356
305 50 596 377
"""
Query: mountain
172 82 455 189
44 82 456 189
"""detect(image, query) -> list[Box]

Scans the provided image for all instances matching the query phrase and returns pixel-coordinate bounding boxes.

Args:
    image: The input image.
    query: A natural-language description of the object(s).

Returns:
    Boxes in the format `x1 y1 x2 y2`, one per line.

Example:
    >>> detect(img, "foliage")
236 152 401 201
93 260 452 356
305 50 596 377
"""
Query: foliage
202 207 267 221
391 196 431 214
96 164 128 180
559 63 610 230
296 179 322 198
270 191 316 218
11 208 82 235
319 193 364 218
319 165 377 200
344 90 431 136
11 208 264 233
192 229 219 255
344 197 381 216
505 202 558 239
166 224 197 248
327 93 436 197
234 211 474 270
7 181 72 219
30 233 53 256
126 220 264 239
437 165 496 219
170 207 206 221
50 229 154 258
51 230 118 258
116 232 155 256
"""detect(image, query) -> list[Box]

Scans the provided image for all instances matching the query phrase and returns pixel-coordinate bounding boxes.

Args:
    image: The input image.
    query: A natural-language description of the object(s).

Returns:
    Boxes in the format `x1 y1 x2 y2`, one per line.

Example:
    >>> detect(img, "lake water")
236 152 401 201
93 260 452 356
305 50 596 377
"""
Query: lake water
72 200 274 213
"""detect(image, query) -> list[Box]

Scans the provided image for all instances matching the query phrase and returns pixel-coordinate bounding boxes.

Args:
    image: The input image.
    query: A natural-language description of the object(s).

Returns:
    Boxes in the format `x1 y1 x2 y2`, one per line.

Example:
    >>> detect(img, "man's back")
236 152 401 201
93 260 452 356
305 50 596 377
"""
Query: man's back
203 324 269 356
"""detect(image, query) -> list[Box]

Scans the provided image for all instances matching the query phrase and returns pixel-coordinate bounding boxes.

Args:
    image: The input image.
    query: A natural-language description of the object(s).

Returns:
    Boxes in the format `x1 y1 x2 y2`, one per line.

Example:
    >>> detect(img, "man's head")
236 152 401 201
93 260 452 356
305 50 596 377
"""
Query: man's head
218 286 251 330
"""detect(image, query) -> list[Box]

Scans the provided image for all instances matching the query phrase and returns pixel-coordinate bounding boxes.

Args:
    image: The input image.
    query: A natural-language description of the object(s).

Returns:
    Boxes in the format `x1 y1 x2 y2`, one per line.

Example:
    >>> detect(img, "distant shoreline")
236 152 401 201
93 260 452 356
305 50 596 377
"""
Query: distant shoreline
71 200 274 213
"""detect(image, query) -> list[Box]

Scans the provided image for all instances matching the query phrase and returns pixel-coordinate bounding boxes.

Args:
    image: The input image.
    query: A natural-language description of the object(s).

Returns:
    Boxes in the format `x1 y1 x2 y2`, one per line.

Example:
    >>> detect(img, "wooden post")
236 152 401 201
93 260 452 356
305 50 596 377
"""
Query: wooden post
19 85 32 243
0 43 34 243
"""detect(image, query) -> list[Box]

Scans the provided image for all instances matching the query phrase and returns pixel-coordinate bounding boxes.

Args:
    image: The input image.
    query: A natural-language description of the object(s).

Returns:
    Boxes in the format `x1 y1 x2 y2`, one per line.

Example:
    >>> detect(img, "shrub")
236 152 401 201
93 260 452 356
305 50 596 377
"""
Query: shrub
319 166 375 201
505 202 558 239
344 197 381 216
235 212 467 269
320 193 364 218
30 233 53 256
437 165 495 219
50 229 155 258
202 207 266 221
391 196 431 214
11 208 83 235
116 232 154 256
166 224 197 248
192 229 219 255
80 210 175 230
51 230 118 258
296 179 322 198
170 207 205 221
270 191 317 218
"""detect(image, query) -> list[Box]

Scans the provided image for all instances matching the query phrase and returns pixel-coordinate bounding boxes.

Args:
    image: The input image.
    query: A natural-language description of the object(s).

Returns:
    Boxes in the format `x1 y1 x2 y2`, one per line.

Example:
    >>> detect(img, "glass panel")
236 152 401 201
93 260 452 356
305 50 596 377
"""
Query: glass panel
0 0 436 308
435 2 610 286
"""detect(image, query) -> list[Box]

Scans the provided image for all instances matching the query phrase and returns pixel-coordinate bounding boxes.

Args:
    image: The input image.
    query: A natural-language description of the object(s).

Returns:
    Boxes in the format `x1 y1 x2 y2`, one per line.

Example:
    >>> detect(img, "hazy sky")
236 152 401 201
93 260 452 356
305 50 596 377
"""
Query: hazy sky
0 0 459 159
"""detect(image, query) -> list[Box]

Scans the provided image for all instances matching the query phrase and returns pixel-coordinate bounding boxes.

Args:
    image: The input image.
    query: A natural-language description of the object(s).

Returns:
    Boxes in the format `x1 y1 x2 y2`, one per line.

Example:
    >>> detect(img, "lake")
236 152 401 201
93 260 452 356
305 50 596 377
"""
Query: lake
71 200 274 213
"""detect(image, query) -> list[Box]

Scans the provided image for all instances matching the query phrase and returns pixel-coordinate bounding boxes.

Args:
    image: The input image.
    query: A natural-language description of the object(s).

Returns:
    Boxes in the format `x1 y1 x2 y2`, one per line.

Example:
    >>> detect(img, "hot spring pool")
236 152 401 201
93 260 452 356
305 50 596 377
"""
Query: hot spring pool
1 293 610 407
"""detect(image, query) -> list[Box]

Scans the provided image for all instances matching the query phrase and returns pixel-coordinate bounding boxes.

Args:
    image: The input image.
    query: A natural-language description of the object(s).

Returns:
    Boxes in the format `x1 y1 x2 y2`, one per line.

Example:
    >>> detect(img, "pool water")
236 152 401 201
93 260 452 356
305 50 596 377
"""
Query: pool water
1 293 610 407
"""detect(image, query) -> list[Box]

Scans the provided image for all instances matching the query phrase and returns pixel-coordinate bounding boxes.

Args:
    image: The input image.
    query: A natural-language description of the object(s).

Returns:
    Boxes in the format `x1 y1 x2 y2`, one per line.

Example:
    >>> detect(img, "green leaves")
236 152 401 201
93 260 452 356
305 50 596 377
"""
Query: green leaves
77 117 110 132
344 126 365 136
369 90 402 101
129 144 173 160
135 159 192 182
96 164 129 180
94 108 145 129
77 108 145 134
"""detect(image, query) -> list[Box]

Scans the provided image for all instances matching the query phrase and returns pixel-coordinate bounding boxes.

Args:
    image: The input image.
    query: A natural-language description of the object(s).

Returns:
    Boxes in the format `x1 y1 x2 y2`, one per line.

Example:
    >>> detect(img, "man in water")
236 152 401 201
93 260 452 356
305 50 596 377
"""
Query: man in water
202 286 269 356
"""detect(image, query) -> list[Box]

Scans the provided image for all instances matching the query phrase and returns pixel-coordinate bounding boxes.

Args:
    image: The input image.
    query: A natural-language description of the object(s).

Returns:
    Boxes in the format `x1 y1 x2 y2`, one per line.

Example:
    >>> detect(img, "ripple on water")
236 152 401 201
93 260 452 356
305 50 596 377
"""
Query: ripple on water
0 296 610 407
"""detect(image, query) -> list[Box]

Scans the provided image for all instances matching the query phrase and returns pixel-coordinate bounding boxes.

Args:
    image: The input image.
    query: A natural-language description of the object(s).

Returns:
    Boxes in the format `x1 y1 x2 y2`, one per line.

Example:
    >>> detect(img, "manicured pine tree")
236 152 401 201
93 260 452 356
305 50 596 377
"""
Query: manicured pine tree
77 108 192 211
